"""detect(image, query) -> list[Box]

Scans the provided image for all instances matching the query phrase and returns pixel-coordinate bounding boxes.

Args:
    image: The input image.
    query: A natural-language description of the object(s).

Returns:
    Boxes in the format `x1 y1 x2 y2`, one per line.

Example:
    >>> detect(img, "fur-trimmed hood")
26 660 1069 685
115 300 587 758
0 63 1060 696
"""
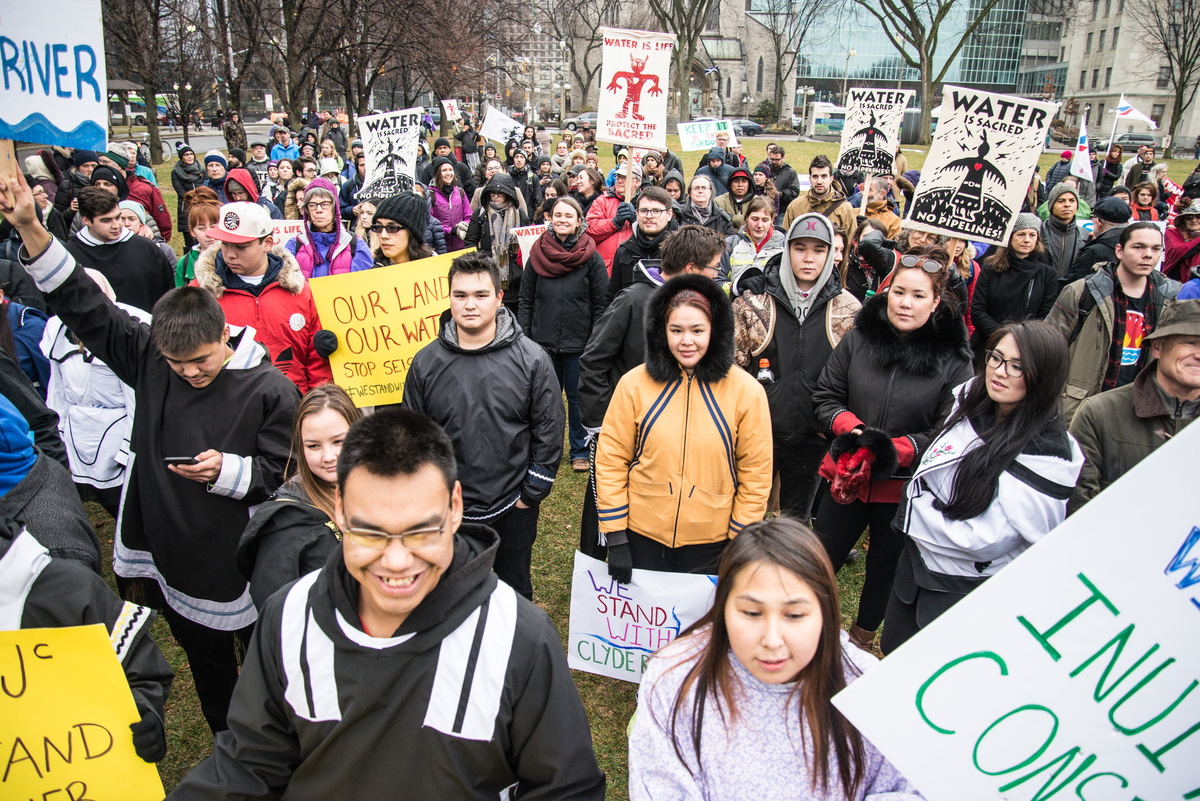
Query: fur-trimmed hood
192 243 306 297
644 274 735 383
854 290 972 377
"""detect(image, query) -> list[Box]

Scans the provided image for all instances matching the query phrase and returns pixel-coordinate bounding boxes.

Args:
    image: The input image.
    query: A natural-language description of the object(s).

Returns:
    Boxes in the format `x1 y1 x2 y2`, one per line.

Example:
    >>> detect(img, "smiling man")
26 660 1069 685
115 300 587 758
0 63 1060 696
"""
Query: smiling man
402 252 564 600
166 408 603 800
1048 221 1181 423
0 171 299 737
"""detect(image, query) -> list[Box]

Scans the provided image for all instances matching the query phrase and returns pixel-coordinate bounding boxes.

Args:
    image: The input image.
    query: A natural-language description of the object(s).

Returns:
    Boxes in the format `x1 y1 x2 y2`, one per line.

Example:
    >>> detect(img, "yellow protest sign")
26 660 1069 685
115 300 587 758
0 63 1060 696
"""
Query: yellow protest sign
309 250 466 406
1 624 164 800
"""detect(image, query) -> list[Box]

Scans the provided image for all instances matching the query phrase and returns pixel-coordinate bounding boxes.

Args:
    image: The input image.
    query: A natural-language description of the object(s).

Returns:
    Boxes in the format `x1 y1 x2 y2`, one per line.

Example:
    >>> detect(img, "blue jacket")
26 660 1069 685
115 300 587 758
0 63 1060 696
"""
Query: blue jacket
271 142 300 161
339 175 363 221
7 302 48 397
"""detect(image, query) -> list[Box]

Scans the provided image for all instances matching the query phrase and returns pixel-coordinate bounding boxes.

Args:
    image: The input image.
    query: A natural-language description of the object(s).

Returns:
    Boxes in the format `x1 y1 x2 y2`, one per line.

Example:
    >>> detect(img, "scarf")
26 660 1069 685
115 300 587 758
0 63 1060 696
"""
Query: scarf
689 200 712 224
529 230 596 278
487 200 521 280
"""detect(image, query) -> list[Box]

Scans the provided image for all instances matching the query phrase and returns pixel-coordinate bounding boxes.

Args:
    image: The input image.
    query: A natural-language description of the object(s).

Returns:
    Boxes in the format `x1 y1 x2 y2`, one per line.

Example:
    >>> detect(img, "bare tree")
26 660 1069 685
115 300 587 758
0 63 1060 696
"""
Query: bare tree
160 2 218 144
747 0 834 125
104 0 169 162
646 0 722 120
851 0 1006 143
543 0 622 110
1137 0 1200 143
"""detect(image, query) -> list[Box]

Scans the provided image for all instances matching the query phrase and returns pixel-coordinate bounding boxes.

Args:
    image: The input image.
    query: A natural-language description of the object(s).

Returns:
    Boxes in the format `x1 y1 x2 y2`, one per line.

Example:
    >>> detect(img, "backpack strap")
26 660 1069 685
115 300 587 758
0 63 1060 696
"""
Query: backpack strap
1068 284 1097 344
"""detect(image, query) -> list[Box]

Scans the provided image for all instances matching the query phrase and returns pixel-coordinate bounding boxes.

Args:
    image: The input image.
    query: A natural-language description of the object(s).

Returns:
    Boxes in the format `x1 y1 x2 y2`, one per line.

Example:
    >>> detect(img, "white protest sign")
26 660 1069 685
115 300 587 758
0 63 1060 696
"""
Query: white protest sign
0 0 108 151
596 28 676 150
480 106 525 146
272 219 303 243
440 99 460 123
832 421 1200 801
513 223 546 268
907 86 1059 246
358 107 422 200
567 550 716 683
676 119 739 152
836 88 913 175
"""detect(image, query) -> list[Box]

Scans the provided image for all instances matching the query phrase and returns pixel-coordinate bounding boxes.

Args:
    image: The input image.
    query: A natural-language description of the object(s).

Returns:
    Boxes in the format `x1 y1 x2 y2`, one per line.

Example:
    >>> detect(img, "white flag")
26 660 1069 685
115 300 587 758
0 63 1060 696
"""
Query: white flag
1069 119 1094 182
480 105 525 146
1115 94 1158 130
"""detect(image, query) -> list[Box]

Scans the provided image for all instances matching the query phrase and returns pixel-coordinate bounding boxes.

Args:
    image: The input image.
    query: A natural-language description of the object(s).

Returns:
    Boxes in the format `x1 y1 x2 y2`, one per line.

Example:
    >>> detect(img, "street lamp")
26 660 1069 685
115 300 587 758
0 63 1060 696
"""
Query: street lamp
798 86 815 136
841 49 856 106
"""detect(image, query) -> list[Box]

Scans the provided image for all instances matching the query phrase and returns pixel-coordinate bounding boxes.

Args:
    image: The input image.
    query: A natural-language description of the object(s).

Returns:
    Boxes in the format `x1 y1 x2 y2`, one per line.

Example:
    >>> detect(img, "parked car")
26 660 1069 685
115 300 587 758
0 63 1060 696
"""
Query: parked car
564 111 597 130
731 118 763 136
1098 132 1159 151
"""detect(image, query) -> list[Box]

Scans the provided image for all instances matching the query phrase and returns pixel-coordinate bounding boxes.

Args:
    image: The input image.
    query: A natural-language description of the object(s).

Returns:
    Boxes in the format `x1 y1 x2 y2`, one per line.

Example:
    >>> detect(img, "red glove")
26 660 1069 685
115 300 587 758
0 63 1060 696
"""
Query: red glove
830 446 875 504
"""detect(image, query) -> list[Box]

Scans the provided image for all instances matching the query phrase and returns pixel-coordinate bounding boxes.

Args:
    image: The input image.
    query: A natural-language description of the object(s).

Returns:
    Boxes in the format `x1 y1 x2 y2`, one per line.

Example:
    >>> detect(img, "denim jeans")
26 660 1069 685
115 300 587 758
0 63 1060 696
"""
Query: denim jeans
549 352 587 461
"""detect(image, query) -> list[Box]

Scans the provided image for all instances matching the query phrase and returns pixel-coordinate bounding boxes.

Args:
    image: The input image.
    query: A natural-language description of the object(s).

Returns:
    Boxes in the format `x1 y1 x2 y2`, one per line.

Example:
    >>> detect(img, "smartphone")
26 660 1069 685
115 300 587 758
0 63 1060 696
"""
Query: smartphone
164 456 199 466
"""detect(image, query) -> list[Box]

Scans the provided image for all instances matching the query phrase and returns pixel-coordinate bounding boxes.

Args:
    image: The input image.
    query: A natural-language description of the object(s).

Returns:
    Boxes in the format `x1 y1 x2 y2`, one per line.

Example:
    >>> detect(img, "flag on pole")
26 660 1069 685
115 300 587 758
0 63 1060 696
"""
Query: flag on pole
1115 94 1158 129
1070 118 1094 182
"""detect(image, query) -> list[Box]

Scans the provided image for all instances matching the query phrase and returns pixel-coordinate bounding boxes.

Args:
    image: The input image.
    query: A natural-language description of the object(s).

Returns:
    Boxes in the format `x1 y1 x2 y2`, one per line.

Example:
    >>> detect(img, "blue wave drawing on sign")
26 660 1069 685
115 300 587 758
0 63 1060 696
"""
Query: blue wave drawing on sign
0 114 106 151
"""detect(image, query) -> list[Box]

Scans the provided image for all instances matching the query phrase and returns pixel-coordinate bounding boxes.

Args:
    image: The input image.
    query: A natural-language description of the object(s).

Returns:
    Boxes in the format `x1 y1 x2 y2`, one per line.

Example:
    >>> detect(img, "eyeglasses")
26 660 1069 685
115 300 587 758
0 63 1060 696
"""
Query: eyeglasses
307 201 333 212
984 350 1024 378
638 207 668 217
899 254 943 274
370 223 405 234
344 508 451 551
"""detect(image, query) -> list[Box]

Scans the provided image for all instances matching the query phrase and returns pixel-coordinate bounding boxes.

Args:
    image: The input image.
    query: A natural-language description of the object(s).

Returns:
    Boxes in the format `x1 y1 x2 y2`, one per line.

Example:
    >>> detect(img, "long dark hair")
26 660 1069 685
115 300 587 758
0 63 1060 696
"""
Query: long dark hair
935 320 1068 520
982 233 1045 275
661 517 865 796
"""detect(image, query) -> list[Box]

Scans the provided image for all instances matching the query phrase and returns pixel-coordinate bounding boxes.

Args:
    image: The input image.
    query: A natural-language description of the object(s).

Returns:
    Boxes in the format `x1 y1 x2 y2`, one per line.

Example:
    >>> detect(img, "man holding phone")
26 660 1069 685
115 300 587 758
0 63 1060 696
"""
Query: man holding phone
0 171 300 737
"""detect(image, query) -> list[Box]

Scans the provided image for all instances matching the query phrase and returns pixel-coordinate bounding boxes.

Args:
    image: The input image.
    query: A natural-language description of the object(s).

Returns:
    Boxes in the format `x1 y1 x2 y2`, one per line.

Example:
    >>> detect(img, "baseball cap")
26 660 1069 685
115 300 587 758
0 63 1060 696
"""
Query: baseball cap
787 212 834 245
208 202 272 244
615 162 643 179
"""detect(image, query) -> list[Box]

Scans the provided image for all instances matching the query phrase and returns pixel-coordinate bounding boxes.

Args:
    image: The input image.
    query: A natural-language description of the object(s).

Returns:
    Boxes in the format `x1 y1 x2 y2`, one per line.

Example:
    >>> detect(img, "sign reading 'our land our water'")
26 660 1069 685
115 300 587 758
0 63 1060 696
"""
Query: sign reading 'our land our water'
0 0 108 151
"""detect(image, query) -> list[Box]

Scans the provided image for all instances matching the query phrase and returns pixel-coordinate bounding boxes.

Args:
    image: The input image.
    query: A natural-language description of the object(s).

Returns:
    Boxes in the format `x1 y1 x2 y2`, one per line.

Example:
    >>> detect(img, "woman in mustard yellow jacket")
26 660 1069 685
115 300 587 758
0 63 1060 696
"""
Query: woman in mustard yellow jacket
596 273 773 581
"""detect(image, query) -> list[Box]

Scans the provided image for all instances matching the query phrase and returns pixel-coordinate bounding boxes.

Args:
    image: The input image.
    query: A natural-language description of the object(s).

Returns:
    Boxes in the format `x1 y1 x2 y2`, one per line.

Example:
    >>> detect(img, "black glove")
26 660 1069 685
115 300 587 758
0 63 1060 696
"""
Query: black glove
313 329 339 359
130 706 166 762
613 201 636 226
608 542 633 584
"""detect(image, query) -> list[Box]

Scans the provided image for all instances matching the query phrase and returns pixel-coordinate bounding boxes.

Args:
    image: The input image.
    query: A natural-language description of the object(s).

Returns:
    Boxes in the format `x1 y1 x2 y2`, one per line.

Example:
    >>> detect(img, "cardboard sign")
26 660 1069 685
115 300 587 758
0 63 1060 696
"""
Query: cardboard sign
832 421 1200 801
836 88 914 175
0 1 108 150
271 219 303 243
308 250 465 406
596 28 676 150
480 106 525 146
440 99 460 123
1 624 164 800
358 107 422 200
907 86 1059 246
513 223 546 268
567 551 716 683
677 119 739 152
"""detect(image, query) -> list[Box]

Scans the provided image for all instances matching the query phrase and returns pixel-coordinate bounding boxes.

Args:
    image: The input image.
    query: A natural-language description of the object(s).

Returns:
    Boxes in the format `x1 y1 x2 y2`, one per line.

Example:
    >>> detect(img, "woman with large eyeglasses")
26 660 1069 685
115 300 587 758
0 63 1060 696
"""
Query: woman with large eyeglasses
811 246 974 652
286 177 374 277
369 193 433 267
881 321 1082 653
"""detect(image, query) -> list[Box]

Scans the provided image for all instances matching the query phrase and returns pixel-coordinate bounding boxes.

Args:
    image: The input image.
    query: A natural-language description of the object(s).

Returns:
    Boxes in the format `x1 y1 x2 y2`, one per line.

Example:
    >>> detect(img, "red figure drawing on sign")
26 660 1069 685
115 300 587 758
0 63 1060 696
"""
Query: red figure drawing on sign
606 55 663 121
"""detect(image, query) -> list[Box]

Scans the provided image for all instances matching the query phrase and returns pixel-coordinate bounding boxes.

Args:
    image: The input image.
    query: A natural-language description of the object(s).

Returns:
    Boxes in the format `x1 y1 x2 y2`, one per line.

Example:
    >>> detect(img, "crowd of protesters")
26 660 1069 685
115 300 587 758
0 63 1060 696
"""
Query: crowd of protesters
0 107 1196 801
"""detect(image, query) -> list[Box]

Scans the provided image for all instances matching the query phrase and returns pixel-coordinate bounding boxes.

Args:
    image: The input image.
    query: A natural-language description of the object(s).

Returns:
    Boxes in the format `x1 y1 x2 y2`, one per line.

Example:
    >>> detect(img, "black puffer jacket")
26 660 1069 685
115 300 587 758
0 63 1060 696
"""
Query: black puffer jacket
1061 224 1123 288
814 292 973 497
53 170 90 226
518 233 609 353
968 252 1058 351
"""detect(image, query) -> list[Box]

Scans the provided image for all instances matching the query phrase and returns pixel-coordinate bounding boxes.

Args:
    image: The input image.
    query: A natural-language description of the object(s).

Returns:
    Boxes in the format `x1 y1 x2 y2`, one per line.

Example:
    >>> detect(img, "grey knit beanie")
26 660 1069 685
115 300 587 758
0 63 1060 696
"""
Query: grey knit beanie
1011 212 1041 233
1047 182 1079 208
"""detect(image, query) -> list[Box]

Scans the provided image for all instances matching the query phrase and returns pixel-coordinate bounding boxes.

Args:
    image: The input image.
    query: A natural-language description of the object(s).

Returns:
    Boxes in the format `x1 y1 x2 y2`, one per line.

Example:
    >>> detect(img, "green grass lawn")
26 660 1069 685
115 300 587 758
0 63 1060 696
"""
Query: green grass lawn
133 132 1181 797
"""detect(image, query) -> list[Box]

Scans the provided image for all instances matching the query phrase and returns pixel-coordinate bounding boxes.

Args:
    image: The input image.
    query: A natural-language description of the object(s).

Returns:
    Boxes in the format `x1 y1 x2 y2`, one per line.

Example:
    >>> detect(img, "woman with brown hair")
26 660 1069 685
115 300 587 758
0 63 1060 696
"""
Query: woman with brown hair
284 176 311 220
629 516 922 799
968 213 1058 357
236 384 362 609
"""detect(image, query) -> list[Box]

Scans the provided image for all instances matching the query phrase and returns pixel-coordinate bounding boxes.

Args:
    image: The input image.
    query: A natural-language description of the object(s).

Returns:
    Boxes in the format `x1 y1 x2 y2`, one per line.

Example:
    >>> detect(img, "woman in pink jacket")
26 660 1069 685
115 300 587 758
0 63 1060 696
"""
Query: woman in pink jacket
428 157 472 252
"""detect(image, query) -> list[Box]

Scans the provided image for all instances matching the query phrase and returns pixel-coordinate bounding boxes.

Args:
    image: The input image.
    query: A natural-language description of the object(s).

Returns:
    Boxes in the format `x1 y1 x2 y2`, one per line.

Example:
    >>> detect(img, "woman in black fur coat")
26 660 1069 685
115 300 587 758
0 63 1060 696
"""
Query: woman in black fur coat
811 246 973 651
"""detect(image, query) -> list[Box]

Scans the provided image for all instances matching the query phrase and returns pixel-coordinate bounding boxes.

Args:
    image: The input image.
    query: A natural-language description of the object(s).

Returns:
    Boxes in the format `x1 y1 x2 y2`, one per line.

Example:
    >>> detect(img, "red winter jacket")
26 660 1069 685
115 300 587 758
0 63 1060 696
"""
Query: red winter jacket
126 174 172 240
191 244 333 393
584 191 631 274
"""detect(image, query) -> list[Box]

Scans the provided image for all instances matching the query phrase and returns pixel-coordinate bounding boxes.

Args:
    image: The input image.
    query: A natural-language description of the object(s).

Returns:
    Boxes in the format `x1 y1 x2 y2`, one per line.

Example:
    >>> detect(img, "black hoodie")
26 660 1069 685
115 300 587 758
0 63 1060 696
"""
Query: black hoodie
168 525 606 800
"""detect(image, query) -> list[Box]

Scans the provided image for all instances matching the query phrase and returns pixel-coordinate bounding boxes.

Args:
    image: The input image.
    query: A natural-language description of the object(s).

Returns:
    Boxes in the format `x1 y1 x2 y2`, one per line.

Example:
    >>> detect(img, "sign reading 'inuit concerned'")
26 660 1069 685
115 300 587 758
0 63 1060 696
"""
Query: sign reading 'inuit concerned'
836 88 913 175
906 86 1059 246
832 421 1200 801
1 624 164 800
308 251 464 406
596 28 675 150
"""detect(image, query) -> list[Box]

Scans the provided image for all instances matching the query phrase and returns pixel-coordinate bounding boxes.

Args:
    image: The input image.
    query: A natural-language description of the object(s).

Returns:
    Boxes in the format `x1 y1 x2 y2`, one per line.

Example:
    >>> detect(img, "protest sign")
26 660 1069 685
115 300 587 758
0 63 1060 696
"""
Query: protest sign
907 86 1058 246
835 88 913 175
309 250 463 406
440 99 460 123
596 28 676 150
272 219 303 244
1 624 164 800
480 105 525 146
513 223 546 268
676 119 739 152
357 107 422 201
832 421 1200 801
0 1 108 157
567 551 716 683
